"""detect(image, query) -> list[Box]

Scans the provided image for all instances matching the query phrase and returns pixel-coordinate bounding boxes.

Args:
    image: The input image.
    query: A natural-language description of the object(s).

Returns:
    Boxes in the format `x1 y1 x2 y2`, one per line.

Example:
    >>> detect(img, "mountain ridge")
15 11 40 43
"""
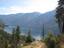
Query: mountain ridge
0 10 59 38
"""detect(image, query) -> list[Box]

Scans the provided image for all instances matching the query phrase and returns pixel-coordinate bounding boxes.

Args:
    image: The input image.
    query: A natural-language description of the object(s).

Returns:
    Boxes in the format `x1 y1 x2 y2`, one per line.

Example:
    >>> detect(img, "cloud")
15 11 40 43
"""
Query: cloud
0 6 23 14
0 0 58 14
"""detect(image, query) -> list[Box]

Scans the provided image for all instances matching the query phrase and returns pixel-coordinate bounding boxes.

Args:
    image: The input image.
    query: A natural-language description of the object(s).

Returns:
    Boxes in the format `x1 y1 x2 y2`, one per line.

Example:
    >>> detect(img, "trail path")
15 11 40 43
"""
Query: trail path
22 41 47 48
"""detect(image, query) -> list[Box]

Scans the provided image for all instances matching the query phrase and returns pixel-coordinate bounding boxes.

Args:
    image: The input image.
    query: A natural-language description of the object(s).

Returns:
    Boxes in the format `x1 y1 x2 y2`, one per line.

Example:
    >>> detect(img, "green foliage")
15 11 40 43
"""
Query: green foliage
45 33 64 48
15 26 21 48
55 34 64 48
4 40 8 48
56 0 64 33
57 33 64 42
41 24 45 41
15 26 21 42
11 28 16 48
11 25 21 48
0 20 10 48
25 29 33 43
45 32 57 48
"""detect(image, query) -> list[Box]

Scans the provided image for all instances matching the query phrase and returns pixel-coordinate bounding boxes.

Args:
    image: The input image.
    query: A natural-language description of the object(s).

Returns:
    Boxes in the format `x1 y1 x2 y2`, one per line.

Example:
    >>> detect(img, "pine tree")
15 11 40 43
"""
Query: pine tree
15 26 21 48
26 28 33 43
11 26 21 48
56 0 64 33
41 24 45 41
11 28 16 48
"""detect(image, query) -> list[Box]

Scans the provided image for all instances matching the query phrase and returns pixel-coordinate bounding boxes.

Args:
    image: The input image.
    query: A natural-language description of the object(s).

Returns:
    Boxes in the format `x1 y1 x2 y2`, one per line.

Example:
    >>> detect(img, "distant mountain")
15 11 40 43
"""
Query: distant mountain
0 11 59 37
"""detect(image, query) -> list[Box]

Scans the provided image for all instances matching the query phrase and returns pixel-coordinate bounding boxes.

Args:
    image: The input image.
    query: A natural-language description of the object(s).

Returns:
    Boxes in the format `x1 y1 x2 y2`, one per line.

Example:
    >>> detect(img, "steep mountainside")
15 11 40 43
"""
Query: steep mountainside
0 11 59 37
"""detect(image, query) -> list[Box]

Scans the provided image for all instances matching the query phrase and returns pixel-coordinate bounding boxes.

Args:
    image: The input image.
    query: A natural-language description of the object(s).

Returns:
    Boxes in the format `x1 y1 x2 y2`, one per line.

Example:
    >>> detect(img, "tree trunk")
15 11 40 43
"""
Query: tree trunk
62 22 64 33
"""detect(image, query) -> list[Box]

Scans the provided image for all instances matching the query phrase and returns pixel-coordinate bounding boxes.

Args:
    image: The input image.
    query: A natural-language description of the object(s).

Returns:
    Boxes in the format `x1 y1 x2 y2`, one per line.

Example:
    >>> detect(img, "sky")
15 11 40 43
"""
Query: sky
0 0 58 14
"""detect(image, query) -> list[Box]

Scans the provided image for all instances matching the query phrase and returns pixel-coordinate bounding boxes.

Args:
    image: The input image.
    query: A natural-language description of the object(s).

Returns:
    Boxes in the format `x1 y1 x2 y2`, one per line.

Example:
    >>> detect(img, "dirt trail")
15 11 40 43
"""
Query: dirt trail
22 41 47 48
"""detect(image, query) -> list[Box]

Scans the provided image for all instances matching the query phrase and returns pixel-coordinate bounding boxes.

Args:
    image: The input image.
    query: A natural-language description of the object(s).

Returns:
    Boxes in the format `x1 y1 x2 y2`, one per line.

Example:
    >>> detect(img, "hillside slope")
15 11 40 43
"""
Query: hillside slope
0 11 59 38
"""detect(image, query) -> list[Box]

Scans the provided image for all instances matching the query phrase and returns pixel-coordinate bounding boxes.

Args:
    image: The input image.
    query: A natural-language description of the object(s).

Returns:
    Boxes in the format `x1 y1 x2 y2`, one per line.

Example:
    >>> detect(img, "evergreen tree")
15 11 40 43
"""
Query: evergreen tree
11 26 21 48
15 26 21 48
45 32 56 48
11 28 16 48
56 0 64 33
26 28 33 43
16 26 20 42
41 24 45 41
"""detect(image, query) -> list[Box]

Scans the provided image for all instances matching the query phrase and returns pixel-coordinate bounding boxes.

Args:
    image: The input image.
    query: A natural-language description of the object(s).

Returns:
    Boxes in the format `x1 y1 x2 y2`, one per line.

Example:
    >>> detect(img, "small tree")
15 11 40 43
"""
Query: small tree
11 26 21 48
26 28 33 43
45 32 56 48
11 28 16 48
41 24 45 41
15 26 21 48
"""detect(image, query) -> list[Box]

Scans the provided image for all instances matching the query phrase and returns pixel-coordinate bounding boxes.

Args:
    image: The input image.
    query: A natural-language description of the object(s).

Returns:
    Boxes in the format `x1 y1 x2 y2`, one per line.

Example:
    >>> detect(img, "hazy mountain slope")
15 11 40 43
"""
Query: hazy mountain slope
0 11 59 37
